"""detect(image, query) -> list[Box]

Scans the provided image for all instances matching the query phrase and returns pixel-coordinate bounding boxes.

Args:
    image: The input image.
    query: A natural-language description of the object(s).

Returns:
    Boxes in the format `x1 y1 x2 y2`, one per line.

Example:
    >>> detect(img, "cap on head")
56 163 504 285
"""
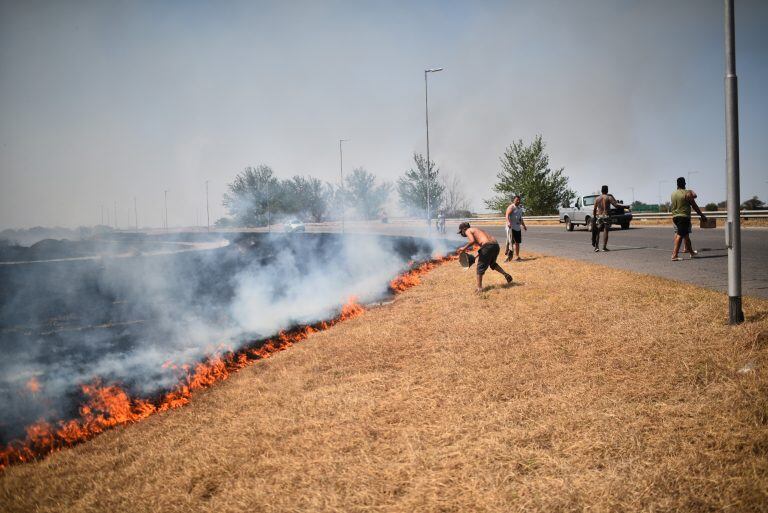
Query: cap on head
677 177 686 188
457 221 470 235
601 185 609 194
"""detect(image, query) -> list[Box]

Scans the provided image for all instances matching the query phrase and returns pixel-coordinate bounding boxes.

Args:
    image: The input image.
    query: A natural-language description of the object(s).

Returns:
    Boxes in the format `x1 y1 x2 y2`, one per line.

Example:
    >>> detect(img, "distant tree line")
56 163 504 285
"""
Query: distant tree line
221 156 472 227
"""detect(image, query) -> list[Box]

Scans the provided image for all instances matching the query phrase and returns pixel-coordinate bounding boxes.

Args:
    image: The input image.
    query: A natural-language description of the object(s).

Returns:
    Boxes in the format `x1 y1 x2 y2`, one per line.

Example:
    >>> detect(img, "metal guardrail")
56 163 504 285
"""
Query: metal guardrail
445 210 768 223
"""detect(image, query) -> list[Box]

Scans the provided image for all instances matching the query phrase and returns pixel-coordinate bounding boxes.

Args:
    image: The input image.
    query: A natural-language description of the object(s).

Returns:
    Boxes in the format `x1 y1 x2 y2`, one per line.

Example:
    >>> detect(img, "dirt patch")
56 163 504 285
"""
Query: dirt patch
1 254 767 512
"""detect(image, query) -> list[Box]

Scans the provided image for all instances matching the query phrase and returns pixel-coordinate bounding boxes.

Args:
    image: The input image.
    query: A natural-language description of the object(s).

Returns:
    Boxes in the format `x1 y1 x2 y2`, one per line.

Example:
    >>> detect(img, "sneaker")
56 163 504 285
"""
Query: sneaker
671 256 681 261
602 247 610 251
505 274 513 284
594 247 600 252
688 250 698 259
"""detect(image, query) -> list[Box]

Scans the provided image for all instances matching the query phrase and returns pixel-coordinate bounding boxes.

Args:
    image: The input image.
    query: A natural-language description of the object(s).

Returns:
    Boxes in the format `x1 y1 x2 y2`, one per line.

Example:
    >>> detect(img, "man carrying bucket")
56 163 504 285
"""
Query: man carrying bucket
457 222 513 293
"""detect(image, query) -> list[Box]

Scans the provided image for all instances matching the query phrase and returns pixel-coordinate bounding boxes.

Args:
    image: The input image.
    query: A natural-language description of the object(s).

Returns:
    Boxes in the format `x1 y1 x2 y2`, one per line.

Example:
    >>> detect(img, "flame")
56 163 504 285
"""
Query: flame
25 377 41 394
389 254 457 292
1 255 454 470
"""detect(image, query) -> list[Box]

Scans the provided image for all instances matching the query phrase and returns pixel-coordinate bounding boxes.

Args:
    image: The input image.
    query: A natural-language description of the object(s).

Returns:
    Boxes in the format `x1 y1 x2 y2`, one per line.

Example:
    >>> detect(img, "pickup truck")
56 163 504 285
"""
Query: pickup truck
559 194 632 231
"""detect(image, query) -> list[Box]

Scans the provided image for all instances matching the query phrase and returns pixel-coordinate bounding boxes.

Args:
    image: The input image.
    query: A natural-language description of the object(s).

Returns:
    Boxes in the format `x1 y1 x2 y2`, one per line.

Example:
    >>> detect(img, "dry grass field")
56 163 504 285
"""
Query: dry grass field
2 254 767 512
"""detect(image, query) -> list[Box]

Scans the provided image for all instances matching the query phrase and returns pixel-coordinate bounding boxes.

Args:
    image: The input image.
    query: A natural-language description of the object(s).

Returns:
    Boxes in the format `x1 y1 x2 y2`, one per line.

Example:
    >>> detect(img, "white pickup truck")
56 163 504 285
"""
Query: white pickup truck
558 194 632 231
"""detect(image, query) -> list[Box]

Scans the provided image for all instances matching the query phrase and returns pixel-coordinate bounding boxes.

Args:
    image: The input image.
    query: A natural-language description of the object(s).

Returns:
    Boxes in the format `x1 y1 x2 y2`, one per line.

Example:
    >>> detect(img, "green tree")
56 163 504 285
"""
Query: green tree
741 196 765 210
223 165 281 226
397 153 444 219
344 168 392 220
704 202 719 212
282 175 332 222
485 136 575 215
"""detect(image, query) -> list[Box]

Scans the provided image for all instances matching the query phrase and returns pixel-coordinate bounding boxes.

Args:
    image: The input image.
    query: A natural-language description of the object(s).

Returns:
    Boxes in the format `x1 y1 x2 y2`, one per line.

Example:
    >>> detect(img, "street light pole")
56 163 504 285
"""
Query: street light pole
425 67 443 231
205 180 210 232
134 197 138 231
687 171 699 187
339 139 349 233
164 190 169 231
114 201 118 229
657 180 669 212
628 187 635 204
724 0 744 324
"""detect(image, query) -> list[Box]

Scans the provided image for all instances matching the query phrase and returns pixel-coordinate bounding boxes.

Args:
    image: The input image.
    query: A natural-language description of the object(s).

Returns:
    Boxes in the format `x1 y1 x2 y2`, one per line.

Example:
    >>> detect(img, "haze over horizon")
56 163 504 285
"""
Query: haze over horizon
1 0 767 230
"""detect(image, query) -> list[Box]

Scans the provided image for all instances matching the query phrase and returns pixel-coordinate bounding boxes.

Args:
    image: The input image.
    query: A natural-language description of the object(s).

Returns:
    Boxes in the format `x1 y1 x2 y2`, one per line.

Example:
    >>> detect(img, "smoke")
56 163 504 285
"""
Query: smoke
0 232 454 444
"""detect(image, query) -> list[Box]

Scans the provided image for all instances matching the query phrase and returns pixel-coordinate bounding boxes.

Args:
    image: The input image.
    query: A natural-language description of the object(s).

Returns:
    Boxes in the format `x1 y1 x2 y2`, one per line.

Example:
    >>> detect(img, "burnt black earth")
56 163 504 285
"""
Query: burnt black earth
0 233 450 444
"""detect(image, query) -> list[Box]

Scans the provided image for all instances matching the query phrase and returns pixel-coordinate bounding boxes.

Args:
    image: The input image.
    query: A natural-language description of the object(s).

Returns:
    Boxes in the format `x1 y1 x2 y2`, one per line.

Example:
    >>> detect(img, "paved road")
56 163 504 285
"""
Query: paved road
481 224 768 299
305 221 768 299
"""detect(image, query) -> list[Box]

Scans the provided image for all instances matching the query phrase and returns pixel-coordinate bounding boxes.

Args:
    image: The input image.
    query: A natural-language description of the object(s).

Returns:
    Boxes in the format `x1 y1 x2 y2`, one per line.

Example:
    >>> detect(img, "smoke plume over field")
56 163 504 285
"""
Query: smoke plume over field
0 233 453 445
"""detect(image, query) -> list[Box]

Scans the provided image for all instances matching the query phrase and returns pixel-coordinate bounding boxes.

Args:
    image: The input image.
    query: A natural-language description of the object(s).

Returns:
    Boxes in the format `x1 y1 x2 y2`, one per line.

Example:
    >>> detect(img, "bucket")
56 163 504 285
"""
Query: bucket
459 252 476 268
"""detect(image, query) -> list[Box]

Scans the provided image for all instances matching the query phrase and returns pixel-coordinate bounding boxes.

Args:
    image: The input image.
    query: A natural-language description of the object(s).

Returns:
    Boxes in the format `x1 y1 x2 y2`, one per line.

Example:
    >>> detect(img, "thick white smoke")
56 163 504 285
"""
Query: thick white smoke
0 232 455 443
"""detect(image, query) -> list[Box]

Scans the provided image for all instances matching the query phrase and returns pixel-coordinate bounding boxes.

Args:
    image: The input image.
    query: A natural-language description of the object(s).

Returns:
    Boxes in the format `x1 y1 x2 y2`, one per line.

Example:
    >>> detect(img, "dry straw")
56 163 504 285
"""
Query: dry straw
1 254 767 512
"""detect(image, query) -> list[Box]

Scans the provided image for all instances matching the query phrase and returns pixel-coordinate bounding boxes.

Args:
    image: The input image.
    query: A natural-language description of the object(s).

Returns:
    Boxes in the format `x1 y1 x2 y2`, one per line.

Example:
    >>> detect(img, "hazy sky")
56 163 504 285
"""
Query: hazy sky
1 0 766 229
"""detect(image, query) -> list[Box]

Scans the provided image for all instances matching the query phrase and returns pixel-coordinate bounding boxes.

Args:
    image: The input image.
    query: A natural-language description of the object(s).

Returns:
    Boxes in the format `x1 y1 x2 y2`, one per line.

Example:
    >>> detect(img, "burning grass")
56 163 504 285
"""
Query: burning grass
2 254 767 512
0 256 454 470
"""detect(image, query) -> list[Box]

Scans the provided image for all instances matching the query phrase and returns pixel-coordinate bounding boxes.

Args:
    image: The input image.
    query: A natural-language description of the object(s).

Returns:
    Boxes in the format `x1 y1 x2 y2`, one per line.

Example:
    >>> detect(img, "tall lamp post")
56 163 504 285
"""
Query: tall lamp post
205 180 210 232
339 139 349 233
424 67 443 231
687 170 699 187
724 0 744 323
657 180 669 212
164 190 169 231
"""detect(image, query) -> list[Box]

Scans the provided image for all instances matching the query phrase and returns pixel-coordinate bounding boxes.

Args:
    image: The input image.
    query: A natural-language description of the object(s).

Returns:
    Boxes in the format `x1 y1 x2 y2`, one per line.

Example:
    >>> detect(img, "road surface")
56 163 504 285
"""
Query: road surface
307 221 768 299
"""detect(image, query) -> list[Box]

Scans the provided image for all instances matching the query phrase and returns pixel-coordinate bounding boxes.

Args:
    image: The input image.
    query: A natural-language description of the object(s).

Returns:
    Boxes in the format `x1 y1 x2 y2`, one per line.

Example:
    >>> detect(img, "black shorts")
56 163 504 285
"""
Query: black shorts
477 243 500 275
510 229 522 244
673 216 692 237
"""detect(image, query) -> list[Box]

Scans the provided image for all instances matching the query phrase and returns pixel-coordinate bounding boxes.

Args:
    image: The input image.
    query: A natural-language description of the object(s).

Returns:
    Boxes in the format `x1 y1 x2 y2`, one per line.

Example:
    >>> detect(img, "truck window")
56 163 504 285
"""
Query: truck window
583 196 596 206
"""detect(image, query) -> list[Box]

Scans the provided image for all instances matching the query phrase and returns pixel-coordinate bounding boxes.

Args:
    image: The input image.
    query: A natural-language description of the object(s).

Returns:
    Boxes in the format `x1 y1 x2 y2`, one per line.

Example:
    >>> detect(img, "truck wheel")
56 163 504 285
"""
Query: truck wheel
585 217 593 232
621 222 630 230
565 217 574 231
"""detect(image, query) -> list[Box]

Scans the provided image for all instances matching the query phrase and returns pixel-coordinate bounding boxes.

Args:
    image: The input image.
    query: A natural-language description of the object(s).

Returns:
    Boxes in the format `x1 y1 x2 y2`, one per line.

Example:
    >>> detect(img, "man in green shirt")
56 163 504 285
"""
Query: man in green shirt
670 176 707 261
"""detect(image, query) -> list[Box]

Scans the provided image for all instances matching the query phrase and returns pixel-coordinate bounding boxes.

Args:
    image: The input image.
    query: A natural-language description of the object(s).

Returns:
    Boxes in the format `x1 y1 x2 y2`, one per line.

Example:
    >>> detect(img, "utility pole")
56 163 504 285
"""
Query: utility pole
687 170 699 187
164 190 169 231
339 139 349 233
657 180 669 212
424 67 444 231
205 180 210 232
114 201 118 229
101 205 104 225
724 0 744 324
134 197 138 231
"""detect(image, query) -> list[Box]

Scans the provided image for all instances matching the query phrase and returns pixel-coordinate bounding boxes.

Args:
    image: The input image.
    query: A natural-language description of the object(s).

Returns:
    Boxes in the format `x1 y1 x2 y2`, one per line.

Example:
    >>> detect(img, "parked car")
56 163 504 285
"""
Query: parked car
559 194 632 231
284 219 305 233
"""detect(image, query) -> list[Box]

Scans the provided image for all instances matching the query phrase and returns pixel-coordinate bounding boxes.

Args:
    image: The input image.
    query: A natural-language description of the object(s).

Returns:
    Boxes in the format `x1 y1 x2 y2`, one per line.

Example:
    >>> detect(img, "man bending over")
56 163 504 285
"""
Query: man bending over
457 222 513 293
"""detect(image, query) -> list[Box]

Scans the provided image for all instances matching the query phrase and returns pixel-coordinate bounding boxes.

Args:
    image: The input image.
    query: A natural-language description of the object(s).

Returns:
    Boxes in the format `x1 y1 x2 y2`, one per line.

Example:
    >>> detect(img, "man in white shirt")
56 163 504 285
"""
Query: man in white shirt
504 195 527 262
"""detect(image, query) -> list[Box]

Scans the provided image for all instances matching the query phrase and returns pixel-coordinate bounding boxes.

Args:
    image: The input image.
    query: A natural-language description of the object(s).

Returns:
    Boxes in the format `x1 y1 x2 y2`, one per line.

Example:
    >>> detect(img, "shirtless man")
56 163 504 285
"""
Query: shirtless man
457 222 513 292
592 185 631 252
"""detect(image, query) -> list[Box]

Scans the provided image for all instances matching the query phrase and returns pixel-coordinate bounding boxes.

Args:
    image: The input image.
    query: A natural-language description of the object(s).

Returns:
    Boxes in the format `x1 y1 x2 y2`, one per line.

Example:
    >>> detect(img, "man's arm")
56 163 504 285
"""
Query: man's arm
459 230 477 253
687 192 706 219
505 204 513 227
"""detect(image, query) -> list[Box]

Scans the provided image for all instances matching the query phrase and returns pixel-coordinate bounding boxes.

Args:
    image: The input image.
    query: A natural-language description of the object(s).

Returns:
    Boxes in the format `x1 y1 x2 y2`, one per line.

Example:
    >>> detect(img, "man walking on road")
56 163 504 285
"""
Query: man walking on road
592 185 631 252
504 195 527 262
458 222 513 293
670 177 707 261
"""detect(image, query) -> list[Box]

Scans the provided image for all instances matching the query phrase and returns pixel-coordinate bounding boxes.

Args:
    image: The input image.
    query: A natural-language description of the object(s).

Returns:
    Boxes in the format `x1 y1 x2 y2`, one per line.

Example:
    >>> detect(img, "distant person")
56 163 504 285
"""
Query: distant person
504 195 527 262
592 185 630 252
457 222 513 293
670 177 707 261
437 210 446 234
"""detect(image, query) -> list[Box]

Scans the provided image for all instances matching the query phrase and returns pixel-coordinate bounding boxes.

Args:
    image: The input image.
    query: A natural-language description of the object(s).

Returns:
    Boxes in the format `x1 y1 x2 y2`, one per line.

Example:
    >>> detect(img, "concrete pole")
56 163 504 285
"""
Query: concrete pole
724 0 744 324
205 180 210 232
339 139 349 233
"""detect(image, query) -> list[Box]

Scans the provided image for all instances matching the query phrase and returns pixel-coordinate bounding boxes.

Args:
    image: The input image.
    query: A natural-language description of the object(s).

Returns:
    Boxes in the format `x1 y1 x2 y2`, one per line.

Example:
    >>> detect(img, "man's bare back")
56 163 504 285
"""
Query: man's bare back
464 227 496 247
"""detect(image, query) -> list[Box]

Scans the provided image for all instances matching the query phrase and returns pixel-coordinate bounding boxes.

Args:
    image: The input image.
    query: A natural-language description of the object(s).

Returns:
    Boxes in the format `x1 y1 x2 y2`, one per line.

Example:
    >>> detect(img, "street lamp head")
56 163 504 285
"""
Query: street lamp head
425 68 444 73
